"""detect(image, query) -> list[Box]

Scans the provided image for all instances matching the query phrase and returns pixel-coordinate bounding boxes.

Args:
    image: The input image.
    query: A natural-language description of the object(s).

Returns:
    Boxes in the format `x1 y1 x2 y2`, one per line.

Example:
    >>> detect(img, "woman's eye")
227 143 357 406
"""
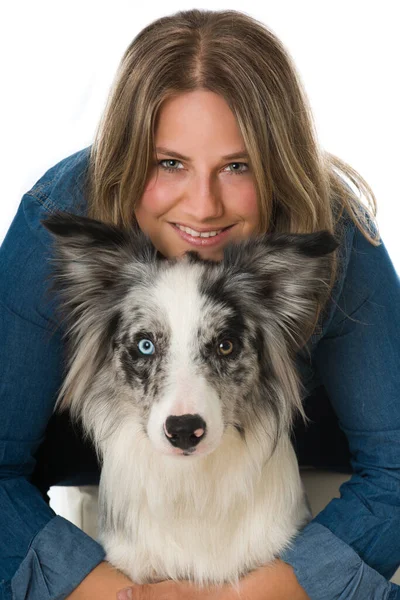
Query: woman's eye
217 340 234 356
137 339 155 355
158 159 183 172
224 162 249 175
158 159 249 175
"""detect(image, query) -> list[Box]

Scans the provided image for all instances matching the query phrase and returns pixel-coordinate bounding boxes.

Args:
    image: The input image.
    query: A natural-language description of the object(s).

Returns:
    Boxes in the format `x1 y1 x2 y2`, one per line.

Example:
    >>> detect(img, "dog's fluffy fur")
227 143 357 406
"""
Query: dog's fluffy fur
43 213 337 587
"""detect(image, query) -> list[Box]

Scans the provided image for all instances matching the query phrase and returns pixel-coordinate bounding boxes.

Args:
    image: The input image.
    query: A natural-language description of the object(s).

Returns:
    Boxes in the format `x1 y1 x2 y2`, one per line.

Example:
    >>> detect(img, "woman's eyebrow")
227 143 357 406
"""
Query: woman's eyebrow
155 146 249 161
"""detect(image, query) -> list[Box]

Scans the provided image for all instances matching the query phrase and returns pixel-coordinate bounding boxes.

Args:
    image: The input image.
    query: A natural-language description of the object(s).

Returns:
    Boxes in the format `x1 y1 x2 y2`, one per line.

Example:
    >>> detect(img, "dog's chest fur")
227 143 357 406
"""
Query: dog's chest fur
98 423 309 586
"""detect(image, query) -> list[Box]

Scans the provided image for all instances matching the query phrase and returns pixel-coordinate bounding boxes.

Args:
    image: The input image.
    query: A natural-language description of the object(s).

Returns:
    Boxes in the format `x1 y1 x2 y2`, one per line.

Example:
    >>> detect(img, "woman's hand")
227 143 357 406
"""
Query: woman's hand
117 578 226 600
117 560 310 600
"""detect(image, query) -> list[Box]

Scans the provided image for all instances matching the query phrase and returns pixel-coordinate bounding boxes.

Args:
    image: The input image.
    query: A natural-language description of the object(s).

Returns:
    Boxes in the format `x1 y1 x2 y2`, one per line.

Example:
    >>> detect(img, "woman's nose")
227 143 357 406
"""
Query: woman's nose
183 174 224 221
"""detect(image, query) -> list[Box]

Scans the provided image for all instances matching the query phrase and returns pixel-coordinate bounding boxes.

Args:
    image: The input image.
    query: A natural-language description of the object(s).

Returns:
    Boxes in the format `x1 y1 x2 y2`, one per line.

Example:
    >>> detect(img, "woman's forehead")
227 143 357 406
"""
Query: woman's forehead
154 90 247 158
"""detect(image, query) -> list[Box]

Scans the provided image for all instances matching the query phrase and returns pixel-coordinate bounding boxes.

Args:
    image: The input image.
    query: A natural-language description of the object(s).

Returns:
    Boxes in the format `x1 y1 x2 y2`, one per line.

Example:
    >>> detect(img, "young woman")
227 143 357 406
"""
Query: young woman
0 9 399 600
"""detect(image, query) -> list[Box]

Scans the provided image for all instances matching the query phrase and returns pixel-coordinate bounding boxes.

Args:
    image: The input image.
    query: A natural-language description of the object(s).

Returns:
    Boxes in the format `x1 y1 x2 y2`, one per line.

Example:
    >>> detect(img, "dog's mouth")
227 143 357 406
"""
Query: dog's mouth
182 448 196 456
166 445 199 457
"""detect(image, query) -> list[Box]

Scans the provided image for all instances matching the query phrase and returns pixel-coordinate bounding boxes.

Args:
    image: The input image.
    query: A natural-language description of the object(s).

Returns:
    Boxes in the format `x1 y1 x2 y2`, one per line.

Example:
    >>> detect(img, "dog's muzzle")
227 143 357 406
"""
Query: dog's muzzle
164 414 207 450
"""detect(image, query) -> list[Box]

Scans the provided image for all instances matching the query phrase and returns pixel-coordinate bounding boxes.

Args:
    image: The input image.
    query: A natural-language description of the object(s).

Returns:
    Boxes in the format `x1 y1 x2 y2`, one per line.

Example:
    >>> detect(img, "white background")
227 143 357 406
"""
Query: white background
0 0 399 270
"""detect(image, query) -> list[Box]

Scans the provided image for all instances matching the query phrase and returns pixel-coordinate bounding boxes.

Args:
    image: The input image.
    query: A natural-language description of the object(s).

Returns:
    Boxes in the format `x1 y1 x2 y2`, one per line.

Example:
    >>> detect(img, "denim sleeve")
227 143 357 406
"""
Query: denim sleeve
0 195 105 600
281 225 400 599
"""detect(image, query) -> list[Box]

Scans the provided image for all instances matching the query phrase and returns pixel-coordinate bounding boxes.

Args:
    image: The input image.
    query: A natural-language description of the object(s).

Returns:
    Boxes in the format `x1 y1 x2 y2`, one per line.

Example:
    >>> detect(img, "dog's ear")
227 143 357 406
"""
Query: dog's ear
42 211 158 274
43 211 126 244
41 212 157 321
42 211 155 261
223 231 339 348
223 230 337 268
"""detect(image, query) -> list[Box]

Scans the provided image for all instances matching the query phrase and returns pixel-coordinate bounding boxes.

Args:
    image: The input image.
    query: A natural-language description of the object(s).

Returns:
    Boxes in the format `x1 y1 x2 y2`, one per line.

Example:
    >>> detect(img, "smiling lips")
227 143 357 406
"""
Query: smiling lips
171 223 234 246
175 223 223 238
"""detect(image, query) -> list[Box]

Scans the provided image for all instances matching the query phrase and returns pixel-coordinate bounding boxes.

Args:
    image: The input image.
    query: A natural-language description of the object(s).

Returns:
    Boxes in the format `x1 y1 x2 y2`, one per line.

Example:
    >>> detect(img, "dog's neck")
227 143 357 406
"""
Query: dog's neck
98 422 294 523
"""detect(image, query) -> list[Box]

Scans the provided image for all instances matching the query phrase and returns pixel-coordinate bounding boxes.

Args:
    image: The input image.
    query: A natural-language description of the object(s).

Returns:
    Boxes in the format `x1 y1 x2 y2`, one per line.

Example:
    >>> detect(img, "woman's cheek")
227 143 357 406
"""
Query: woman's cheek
227 178 259 218
140 177 177 214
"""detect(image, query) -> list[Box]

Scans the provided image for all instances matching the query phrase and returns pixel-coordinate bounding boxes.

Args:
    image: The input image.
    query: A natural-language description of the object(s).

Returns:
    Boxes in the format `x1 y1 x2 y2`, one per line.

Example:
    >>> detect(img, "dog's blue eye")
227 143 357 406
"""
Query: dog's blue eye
138 339 155 355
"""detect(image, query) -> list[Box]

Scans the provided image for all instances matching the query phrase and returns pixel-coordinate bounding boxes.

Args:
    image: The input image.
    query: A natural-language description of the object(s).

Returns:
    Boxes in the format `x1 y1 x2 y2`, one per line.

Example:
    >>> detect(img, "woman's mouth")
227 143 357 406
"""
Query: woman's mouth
171 223 234 247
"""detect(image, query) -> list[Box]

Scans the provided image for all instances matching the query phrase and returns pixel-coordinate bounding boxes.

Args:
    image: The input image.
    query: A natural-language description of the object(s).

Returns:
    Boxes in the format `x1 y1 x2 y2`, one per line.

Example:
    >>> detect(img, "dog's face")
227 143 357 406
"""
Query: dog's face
111 256 271 458
43 213 337 459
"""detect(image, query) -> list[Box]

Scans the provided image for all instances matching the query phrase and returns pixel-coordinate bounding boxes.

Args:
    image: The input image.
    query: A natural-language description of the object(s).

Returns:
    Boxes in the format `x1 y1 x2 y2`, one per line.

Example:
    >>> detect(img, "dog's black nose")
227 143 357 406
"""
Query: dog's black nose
164 414 206 450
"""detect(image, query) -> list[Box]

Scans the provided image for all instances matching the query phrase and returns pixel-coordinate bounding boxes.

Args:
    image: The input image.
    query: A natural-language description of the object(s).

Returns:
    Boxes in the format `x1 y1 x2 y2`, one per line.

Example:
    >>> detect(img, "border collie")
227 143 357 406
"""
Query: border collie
43 213 337 587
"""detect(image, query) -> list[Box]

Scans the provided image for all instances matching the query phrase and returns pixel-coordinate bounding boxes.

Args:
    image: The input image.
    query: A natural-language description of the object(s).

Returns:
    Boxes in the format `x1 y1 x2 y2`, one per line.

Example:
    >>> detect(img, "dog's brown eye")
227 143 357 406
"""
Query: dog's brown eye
218 340 234 356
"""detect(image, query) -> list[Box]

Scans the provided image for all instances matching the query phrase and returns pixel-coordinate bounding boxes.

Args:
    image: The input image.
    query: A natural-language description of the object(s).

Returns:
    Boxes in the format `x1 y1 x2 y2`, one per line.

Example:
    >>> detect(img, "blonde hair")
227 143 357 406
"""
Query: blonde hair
87 9 380 328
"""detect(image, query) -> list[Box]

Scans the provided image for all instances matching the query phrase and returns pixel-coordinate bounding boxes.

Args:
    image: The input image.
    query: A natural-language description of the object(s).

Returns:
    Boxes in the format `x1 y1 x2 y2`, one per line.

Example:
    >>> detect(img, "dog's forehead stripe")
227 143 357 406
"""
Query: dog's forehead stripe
200 271 246 333
152 262 205 351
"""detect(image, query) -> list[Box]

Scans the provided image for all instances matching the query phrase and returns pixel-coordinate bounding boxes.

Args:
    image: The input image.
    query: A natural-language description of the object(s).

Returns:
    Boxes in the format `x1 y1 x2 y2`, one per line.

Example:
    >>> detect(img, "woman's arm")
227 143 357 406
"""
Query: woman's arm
281 223 400 598
0 184 106 599
66 562 133 599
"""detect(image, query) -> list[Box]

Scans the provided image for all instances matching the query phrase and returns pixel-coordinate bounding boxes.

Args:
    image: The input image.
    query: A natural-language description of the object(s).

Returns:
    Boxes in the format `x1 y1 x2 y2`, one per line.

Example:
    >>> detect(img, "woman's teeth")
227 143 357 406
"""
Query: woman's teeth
175 224 224 238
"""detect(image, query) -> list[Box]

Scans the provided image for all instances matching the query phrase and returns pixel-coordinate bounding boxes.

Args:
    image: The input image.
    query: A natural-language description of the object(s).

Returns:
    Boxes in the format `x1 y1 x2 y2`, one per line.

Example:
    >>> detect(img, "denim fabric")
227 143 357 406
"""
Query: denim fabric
0 148 399 599
282 197 400 599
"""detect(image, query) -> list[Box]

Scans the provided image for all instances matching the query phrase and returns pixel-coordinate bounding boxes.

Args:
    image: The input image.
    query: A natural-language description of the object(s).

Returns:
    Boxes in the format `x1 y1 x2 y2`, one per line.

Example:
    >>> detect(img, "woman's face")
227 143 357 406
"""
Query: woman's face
135 90 259 260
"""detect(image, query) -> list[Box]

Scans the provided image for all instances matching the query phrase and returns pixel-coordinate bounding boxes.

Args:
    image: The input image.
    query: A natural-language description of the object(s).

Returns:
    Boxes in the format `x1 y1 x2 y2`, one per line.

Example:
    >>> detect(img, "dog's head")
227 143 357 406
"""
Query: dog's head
42 213 337 460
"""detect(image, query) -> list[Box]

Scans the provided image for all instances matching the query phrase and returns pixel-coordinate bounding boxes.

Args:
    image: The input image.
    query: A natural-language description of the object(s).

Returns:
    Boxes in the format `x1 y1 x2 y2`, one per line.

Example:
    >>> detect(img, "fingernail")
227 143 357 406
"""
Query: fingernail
117 588 133 600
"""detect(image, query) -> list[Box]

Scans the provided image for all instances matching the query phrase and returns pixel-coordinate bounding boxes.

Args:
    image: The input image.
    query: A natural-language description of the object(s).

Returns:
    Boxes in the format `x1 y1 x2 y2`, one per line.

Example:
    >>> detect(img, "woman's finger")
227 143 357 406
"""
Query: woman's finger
117 581 179 600
117 587 134 600
117 579 227 600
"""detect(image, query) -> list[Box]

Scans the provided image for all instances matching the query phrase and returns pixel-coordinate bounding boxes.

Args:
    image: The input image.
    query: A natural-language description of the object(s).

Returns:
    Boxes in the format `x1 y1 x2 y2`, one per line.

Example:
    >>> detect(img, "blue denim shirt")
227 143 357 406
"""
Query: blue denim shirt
1 148 399 600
